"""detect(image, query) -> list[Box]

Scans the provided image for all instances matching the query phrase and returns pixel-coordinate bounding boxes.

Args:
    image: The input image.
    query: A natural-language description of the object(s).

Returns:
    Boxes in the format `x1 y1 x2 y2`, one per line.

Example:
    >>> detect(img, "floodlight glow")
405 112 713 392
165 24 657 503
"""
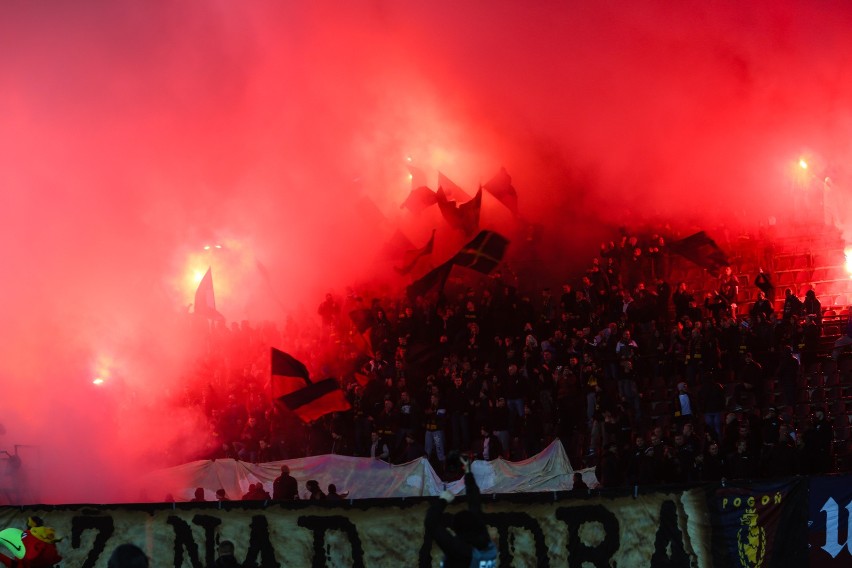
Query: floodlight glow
845 247 852 278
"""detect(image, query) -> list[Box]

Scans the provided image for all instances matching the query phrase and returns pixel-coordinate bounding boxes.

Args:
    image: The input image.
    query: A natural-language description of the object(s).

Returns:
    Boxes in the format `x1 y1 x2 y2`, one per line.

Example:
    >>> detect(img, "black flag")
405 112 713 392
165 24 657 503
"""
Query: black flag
669 231 729 276
407 230 509 299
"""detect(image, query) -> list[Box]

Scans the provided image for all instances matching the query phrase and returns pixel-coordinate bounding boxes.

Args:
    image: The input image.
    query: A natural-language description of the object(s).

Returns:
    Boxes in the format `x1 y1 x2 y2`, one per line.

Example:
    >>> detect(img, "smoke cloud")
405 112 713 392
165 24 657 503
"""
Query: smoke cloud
1 1 851 503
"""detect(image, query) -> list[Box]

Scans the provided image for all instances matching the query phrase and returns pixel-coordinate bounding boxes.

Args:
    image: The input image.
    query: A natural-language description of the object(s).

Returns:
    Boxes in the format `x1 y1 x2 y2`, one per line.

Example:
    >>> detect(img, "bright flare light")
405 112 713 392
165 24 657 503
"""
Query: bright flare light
92 354 113 386
799 159 808 169
845 247 852 278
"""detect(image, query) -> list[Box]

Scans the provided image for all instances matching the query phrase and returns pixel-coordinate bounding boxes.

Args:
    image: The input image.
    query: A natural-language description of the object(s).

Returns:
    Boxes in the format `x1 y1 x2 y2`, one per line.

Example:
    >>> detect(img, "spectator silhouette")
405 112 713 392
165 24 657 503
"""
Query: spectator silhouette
108 543 149 568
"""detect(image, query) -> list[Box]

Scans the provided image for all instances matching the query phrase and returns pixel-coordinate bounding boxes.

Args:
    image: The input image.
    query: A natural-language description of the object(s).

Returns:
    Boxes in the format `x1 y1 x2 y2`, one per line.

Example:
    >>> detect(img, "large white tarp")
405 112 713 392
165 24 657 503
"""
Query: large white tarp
139 440 598 502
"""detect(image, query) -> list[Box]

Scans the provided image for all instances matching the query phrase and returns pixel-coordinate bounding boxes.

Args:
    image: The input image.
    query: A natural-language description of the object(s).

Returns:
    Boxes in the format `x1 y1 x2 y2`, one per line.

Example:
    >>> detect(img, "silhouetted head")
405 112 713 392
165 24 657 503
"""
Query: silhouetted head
217 540 235 557
452 511 490 550
108 543 149 568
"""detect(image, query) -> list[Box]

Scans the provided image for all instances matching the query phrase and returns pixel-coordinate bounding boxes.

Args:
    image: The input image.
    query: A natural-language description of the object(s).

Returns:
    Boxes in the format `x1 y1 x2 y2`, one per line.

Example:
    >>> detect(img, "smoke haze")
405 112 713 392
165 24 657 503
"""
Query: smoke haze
1 0 851 502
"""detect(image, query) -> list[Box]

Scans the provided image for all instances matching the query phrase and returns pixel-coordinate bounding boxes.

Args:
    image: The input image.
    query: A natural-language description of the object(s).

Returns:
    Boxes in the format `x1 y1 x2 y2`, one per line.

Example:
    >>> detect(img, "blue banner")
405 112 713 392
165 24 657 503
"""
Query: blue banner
706 478 808 568
809 474 852 567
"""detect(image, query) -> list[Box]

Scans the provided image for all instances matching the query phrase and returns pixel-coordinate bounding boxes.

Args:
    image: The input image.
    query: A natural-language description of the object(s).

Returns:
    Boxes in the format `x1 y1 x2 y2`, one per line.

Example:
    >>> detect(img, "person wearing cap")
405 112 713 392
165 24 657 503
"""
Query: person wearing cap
424 455 497 567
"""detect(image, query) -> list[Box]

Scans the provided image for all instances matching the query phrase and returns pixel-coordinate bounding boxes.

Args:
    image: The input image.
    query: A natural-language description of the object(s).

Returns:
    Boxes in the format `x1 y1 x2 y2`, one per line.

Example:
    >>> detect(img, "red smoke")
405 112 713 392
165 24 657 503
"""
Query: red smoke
1 1 851 503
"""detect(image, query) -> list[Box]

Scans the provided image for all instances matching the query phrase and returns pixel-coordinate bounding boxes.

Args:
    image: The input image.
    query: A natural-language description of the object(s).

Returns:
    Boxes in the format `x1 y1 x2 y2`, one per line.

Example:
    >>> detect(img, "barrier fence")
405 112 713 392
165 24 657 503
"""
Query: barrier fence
0 474 849 567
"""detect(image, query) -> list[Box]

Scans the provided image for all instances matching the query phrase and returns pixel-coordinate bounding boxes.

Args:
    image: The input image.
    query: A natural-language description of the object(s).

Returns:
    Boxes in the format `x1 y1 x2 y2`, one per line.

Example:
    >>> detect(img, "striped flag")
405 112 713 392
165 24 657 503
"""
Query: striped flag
271 348 351 422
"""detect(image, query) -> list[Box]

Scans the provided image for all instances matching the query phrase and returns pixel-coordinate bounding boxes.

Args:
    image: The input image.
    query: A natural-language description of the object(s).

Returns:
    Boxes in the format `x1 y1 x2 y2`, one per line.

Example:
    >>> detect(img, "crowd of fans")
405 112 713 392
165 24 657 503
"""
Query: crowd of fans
177 227 844 490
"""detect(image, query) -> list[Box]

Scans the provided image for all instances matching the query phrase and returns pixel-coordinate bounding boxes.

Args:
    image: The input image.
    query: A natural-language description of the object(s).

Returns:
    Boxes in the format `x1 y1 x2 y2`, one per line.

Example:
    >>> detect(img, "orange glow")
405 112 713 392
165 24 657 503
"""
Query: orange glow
92 354 113 385
845 247 852 278
799 159 808 169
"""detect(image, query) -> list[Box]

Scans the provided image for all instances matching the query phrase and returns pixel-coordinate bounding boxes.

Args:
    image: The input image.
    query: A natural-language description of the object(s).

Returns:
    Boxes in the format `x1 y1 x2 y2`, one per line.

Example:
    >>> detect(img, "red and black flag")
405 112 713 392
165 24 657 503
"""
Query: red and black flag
407 230 509 300
483 167 519 216
271 348 351 423
194 267 225 321
436 187 482 235
394 229 436 275
348 308 376 358
669 231 730 277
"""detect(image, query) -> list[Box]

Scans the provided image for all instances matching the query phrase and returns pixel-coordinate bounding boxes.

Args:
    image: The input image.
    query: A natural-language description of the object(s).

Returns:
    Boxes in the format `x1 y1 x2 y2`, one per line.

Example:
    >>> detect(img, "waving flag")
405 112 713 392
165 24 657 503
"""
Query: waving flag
194 267 225 321
669 231 729 277
407 230 509 299
394 230 436 275
271 348 351 422
401 186 439 213
436 187 482 235
437 172 471 202
483 167 519 216
450 229 509 274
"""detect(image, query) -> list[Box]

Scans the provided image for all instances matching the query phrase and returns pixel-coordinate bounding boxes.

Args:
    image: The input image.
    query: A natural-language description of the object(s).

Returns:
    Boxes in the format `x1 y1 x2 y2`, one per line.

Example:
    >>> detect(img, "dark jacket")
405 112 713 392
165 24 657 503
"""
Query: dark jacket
424 472 495 568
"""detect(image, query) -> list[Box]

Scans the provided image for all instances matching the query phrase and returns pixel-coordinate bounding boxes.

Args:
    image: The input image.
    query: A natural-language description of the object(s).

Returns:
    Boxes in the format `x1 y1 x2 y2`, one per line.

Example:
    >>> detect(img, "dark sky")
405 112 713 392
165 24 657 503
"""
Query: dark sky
1 1 851 502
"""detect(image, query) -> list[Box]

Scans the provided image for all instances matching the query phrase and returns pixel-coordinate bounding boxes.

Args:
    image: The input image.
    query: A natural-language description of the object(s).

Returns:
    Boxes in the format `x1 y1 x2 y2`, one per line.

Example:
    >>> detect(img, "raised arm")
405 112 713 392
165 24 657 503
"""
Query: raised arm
424 490 472 560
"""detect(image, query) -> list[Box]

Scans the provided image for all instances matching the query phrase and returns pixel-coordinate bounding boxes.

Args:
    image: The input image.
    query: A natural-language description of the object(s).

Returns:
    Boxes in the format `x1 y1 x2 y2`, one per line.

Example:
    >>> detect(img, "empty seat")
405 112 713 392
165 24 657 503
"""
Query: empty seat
796 269 814 283
792 255 811 269
778 272 797 286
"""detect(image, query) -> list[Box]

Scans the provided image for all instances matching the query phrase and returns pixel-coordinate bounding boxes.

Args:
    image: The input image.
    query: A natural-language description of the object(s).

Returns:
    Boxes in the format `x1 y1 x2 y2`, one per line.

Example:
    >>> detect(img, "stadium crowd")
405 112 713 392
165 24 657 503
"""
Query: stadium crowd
178 228 841 489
